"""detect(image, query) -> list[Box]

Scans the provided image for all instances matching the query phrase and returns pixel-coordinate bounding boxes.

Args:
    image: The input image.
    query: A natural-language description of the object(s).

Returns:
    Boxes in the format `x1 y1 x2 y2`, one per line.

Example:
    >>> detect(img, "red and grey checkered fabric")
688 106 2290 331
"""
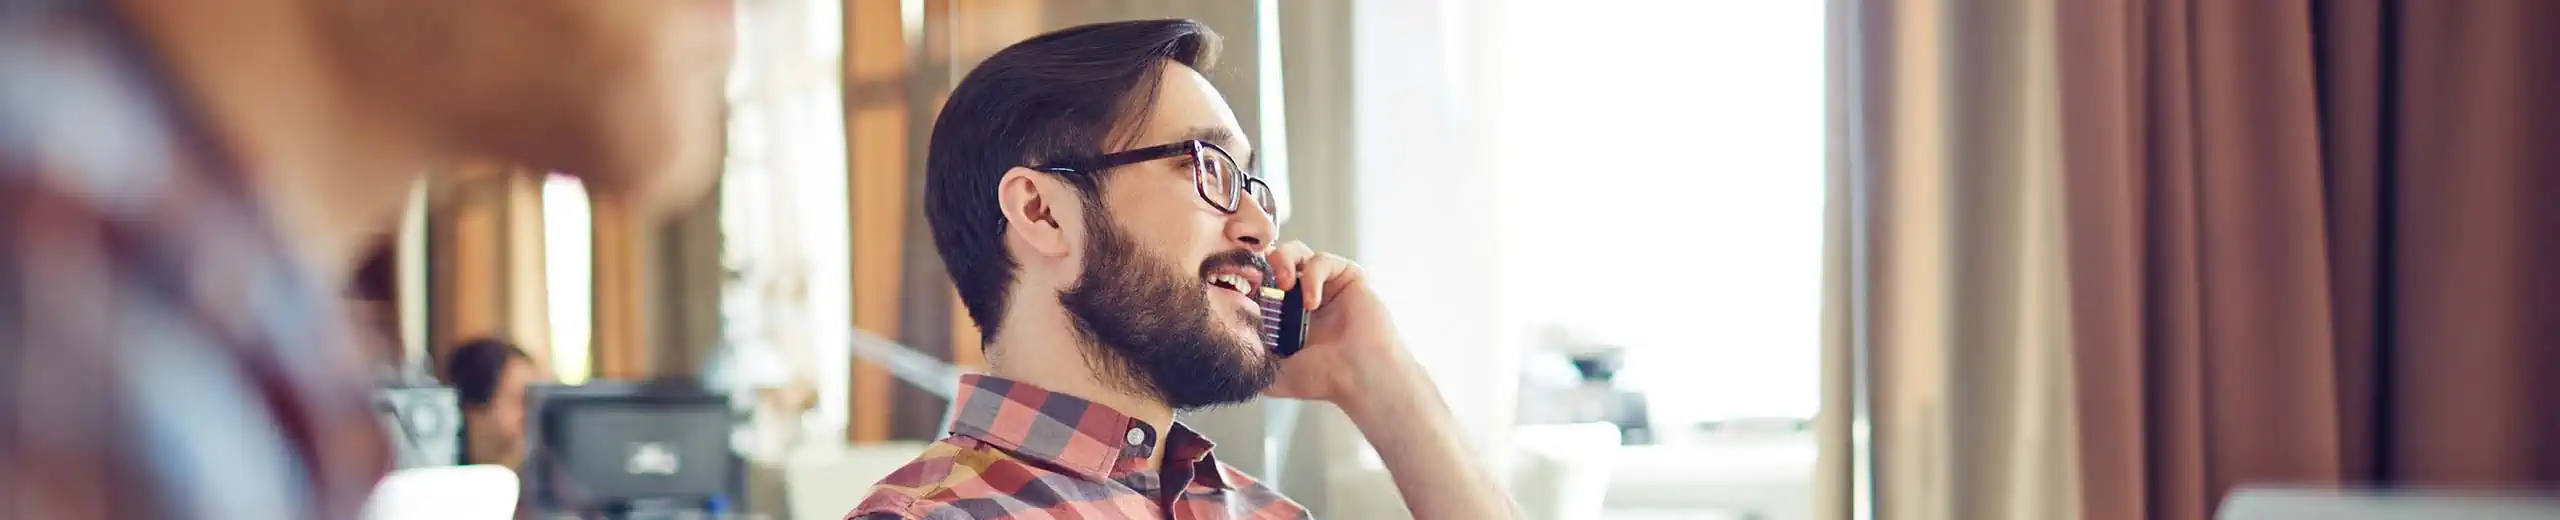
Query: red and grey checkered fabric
848 374 1310 519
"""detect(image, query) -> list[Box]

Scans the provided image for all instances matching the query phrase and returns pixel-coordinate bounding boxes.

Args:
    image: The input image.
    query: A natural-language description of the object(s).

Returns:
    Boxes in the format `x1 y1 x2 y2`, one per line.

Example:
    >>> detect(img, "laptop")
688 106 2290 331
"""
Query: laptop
361 465 518 520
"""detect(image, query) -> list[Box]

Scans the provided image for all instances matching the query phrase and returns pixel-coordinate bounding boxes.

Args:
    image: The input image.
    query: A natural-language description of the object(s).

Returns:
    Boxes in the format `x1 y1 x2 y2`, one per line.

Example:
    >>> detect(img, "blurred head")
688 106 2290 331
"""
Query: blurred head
322 0 735 212
925 19 1282 410
447 338 537 466
345 242 401 362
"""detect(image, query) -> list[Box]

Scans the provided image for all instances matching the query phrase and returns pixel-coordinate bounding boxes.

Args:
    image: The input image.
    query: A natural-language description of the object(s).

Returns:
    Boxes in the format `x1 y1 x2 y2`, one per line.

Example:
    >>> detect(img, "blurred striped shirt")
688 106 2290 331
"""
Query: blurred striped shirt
0 2 391 518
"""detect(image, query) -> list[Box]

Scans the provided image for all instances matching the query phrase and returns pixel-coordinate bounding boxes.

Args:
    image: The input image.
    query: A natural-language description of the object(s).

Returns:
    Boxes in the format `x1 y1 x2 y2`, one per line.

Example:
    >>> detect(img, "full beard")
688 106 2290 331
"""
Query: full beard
1058 207 1280 411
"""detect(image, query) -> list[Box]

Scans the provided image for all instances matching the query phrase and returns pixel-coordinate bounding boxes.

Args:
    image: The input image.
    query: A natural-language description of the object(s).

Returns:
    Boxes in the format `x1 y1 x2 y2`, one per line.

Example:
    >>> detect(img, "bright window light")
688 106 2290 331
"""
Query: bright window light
1496 0 1826 425
542 175 593 385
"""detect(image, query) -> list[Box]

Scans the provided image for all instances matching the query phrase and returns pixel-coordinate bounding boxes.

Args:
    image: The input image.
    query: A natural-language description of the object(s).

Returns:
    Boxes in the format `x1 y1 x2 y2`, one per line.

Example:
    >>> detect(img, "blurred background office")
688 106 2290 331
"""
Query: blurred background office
357 0 2557 519
384 1 1822 518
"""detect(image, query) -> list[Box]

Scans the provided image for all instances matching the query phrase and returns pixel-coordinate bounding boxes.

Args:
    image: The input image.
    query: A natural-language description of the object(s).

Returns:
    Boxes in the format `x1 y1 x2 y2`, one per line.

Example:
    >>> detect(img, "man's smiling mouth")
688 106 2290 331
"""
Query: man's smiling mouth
1205 272 1258 298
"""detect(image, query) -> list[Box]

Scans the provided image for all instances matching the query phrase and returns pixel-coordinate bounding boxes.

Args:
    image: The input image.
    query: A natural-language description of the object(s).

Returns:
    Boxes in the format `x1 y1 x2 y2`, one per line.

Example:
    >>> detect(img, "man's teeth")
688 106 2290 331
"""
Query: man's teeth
1208 274 1252 293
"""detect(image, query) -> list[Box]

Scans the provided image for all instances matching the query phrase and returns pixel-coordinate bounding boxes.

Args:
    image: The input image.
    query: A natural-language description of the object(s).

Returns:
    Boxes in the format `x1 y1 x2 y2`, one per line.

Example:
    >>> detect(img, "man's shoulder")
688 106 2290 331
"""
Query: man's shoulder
846 438 1037 519
1211 459 1271 489
1206 459 1313 519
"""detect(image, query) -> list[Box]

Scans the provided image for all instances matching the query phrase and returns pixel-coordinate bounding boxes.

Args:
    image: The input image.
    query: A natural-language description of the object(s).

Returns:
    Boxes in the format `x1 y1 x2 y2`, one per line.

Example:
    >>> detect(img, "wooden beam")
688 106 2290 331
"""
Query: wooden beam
502 172 552 371
589 194 651 380
845 0 912 445
951 290 983 368
425 163 554 376
653 196 725 377
951 0 1047 69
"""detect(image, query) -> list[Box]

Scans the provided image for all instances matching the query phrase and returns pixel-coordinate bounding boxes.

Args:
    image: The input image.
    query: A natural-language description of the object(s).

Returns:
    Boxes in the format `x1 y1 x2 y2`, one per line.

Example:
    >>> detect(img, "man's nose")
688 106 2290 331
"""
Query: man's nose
1228 196 1278 250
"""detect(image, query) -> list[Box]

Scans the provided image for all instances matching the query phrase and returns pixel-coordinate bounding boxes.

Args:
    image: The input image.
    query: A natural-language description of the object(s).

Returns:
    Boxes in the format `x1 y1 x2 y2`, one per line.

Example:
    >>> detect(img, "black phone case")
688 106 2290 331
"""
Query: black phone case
1261 285 1311 357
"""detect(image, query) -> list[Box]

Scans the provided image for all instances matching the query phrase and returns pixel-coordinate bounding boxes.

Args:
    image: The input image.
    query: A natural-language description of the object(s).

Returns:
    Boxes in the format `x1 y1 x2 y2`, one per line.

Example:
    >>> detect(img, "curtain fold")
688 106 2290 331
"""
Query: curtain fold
1831 1 2557 519
2056 1 2560 519
1815 0 1863 517
1823 0 2081 518
2380 0 2560 485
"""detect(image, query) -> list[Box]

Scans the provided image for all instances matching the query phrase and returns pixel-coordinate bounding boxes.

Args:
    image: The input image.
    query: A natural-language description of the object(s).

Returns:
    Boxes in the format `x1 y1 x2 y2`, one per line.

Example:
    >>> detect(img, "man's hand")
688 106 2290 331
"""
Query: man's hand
1259 241 1413 406
1260 241 1523 520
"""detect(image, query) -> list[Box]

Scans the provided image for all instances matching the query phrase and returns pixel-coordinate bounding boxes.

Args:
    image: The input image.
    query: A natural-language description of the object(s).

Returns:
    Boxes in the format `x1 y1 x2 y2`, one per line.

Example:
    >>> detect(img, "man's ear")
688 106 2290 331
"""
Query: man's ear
996 167 1077 259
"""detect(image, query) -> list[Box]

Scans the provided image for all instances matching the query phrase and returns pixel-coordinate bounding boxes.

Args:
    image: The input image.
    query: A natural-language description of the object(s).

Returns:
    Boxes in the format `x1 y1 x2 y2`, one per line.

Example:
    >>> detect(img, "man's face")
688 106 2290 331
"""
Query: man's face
339 0 735 212
1057 63 1282 411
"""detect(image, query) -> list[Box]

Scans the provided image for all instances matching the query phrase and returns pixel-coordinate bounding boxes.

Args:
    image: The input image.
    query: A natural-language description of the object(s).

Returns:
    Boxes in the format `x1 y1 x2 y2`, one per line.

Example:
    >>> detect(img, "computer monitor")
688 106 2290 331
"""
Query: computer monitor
519 380 738 517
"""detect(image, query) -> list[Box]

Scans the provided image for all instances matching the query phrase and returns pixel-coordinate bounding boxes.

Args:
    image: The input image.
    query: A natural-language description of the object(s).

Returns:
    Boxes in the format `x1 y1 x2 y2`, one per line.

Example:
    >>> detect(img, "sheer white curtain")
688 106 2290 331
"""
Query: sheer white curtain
1280 2 1829 517
718 0 852 453
1349 0 1518 455
1820 0 2080 518
1258 1 1516 515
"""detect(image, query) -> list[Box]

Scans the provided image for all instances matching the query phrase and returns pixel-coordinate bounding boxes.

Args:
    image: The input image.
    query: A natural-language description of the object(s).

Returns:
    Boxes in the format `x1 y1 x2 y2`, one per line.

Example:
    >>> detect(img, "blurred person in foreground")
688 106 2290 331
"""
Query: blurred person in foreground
0 0 732 518
444 338 540 470
849 20 1519 519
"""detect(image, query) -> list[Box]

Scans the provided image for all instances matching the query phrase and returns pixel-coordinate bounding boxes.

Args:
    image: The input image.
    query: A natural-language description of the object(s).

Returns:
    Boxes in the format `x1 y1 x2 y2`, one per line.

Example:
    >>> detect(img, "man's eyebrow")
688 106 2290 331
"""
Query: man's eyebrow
1178 126 1255 170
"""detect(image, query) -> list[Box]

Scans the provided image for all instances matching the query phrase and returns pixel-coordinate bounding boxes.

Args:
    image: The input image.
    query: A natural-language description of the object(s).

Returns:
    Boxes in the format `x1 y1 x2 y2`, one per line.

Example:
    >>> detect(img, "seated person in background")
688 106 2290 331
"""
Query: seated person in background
446 338 539 470
850 19 1520 520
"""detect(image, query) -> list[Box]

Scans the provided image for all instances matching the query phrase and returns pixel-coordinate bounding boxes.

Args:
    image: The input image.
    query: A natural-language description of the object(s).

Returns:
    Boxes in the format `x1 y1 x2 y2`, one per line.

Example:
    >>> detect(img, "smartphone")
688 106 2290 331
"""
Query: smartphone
1257 284 1310 357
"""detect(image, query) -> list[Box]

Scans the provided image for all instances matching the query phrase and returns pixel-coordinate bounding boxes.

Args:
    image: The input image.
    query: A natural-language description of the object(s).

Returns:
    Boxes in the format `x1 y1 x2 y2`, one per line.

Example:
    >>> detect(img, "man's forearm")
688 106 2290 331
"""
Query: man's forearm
1338 357 1521 520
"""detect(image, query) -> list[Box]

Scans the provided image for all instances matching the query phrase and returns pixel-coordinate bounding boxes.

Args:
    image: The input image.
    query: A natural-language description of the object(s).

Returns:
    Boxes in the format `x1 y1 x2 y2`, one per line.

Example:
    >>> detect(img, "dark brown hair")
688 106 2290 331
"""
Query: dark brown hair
445 337 528 408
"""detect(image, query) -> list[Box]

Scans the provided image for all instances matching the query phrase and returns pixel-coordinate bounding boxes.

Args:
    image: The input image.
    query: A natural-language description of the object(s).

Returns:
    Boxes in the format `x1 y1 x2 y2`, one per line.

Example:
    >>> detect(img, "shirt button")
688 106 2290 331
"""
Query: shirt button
1126 427 1147 445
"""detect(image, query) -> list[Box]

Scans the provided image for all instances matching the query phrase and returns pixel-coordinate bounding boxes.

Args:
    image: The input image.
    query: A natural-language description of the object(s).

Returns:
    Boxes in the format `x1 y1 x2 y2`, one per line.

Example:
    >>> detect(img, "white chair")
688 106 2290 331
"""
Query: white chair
1509 422 1623 520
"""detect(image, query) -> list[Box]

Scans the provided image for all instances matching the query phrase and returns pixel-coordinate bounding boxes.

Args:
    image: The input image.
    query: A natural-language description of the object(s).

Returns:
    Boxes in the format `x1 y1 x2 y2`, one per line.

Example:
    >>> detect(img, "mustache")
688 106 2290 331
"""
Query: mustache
1198 249 1274 287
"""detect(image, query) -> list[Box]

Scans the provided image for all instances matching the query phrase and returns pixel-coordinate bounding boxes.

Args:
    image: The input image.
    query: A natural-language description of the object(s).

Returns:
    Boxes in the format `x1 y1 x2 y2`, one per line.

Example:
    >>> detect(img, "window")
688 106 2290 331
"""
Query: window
542 175 594 385
1495 0 1826 427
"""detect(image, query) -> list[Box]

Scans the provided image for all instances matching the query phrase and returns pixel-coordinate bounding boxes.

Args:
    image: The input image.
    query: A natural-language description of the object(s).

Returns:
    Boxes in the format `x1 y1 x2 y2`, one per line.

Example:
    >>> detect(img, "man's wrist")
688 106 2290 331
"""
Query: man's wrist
1330 345 1438 424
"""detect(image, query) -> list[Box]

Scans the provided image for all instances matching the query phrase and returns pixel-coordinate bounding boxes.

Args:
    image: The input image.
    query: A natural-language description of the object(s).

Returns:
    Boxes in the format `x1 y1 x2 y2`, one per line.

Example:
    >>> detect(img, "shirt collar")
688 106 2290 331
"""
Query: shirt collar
945 374 1232 489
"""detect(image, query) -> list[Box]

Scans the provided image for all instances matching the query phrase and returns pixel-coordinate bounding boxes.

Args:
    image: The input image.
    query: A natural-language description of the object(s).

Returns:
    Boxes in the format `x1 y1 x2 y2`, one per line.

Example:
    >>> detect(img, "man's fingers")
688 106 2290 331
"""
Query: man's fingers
1265 241 1317 290
1301 253 1356 311
1264 242 1358 311
1260 248 1292 290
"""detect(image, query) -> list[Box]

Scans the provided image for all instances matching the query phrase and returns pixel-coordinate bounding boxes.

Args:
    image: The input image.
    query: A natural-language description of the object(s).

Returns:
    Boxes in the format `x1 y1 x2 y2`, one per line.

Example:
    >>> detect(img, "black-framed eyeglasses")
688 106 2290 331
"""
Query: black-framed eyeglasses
1032 139 1276 216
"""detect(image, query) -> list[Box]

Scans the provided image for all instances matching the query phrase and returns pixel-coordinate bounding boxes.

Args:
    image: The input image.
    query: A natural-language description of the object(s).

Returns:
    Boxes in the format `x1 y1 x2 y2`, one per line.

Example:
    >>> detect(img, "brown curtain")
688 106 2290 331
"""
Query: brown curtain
2058 2 2560 520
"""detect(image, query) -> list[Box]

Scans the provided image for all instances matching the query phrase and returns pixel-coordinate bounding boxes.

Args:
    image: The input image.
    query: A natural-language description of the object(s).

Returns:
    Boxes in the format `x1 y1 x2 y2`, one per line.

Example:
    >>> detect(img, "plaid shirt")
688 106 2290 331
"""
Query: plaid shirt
0 2 391 519
849 375 1310 520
